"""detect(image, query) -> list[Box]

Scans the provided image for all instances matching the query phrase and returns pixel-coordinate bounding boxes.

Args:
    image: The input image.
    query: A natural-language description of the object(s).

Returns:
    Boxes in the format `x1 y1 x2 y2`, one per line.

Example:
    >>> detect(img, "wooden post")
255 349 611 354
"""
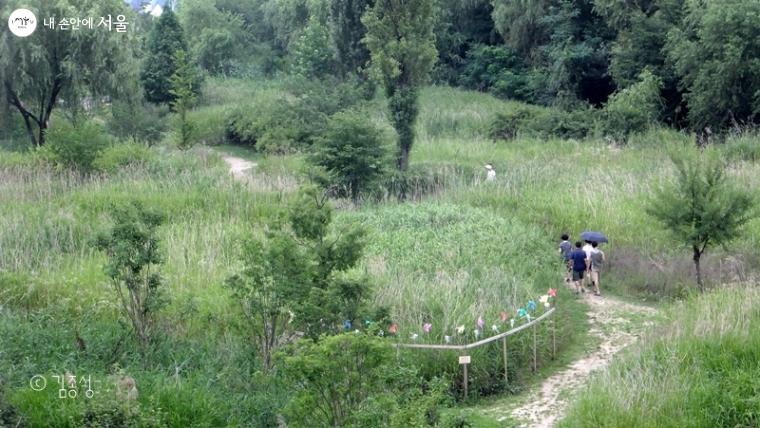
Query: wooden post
532 323 537 373
459 355 471 400
463 362 469 400
552 311 556 360
502 337 508 384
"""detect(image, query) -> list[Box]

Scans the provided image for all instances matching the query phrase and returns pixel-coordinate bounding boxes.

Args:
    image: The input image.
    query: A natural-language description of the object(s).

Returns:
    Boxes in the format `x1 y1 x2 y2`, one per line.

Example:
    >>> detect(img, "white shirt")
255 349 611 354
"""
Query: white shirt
582 244 593 261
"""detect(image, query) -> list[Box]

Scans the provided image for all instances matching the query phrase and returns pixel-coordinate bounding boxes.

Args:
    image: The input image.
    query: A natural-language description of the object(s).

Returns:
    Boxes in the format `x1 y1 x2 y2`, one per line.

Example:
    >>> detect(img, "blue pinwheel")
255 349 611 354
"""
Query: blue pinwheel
527 300 537 312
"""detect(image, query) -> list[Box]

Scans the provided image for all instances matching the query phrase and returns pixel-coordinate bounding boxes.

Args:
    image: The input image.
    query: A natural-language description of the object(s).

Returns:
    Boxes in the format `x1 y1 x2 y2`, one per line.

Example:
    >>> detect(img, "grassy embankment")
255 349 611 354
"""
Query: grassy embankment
1 79 759 425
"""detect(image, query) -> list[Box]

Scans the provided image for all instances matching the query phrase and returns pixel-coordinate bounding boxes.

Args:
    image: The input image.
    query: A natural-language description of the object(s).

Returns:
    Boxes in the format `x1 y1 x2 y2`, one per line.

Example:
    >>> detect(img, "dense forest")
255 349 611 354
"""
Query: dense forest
1 0 760 427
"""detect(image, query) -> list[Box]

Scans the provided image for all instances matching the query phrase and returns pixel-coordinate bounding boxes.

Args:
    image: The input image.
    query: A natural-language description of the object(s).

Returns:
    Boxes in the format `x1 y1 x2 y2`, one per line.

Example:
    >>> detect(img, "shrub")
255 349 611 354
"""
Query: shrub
600 69 663 142
107 102 169 144
488 105 595 141
280 332 449 427
225 97 328 154
311 111 390 201
92 142 156 173
95 202 167 348
46 121 112 172
460 44 534 102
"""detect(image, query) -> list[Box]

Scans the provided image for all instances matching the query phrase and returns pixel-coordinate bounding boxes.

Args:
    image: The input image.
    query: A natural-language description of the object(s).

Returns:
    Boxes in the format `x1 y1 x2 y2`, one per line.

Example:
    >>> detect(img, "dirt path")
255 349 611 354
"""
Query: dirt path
480 291 656 427
222 155 256 180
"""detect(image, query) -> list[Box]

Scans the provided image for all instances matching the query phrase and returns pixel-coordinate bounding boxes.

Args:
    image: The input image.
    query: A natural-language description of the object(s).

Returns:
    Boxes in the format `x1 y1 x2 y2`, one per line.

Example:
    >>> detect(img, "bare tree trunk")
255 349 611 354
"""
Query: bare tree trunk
693 246 704 293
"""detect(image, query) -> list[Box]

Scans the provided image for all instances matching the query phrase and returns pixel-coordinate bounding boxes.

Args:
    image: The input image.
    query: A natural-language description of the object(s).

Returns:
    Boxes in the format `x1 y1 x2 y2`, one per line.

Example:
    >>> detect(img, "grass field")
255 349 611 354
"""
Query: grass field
1 80 760 426
559 285 760 427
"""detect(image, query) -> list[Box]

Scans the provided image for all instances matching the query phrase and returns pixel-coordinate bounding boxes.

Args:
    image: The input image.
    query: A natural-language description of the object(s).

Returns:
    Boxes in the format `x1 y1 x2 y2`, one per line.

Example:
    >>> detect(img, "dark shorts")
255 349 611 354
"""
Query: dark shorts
572 270 585 281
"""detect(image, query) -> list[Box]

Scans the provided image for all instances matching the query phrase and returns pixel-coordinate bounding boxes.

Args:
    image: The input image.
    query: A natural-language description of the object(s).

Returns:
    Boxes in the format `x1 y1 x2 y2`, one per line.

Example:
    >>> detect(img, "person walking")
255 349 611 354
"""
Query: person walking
589 241 605 296
569 241 589 295
558 234 572 283
582 240 594 289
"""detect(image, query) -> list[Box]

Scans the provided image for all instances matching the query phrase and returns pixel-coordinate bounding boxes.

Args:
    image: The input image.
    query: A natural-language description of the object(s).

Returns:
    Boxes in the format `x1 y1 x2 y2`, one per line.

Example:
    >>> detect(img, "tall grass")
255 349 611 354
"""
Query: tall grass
559 285 760 428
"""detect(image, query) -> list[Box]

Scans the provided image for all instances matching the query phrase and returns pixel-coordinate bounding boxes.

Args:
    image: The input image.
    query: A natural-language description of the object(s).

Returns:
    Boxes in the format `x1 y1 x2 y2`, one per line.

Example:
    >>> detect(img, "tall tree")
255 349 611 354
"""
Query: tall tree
329 0 373 77
0 0 137 147
665 0 760 130
647 148 756 292
140 9 187 104
362 0 437 171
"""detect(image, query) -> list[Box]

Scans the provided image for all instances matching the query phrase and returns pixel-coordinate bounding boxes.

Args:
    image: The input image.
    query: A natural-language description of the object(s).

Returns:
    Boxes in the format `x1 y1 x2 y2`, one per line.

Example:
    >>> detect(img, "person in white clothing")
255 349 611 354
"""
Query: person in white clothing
582 240 594 288
485 164 496 181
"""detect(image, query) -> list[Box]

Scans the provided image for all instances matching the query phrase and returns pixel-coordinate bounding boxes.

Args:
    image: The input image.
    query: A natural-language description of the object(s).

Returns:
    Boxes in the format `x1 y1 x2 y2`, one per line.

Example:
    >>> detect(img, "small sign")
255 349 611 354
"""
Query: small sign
459 355 471 365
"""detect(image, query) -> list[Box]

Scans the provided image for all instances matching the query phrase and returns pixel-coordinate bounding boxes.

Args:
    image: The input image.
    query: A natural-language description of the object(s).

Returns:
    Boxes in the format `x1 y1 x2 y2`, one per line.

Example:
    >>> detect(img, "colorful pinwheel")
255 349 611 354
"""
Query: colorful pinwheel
527 300 537 312
500 311 509 322
518 308 527 318
343 320 352 330
456 325 465 334
548 288 557 297
491 324 499 333
389 323 398 335
423 323 432 333
477 316 485 329
444 335 452 344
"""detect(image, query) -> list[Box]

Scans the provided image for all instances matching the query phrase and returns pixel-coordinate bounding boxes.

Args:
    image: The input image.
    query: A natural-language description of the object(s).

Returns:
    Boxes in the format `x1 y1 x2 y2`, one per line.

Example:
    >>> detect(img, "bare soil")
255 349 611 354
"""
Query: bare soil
479 291 656 427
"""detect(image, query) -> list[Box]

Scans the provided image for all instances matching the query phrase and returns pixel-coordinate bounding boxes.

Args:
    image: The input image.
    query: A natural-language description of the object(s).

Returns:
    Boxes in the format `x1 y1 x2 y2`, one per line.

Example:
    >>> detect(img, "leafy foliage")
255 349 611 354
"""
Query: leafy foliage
226 189 372 369
600 69 663 141
280 332 449 427
363 0 437 170
96 202 167 347
311 110 389 201
0 0 138 147
647 148 756 291
140 9 191 104
169 50 202 150
45 121 112 172
665 0 760 130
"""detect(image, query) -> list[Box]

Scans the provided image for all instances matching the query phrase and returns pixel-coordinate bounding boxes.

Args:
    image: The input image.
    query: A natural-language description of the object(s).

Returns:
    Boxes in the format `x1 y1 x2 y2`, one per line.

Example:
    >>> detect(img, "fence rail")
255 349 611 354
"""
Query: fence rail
395 307 557 399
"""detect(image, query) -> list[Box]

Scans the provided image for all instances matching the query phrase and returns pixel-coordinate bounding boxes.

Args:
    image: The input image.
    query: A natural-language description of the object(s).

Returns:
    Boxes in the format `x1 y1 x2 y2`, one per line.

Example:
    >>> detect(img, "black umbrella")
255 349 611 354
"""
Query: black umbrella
580 231 608 243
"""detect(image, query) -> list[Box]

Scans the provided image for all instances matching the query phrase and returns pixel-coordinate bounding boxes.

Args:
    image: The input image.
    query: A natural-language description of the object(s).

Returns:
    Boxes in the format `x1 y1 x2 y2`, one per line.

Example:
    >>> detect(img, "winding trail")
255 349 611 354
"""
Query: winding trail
480 291 656 427
222 155 256 180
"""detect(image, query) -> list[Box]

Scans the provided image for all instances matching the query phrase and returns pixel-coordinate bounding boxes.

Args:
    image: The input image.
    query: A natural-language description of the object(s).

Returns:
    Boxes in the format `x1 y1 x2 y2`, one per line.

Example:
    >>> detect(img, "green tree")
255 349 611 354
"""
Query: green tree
329 0 373 77
362 0 437 171
665 0 760 130
226 189 371 369
601 69 663 141
647 148 756 292
179 0 249 75
169 50 200 150
280 332 448 427
140 9 188 104
0 0 138 147
289 17 337 78
311 111 388 202
96 202 167 348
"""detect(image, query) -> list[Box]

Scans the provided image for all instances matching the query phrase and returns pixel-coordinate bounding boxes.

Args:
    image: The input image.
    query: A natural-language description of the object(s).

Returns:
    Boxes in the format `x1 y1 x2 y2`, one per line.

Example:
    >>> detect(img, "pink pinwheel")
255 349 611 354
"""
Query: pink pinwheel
500 311 509 322
389 323 398 335
477 316 484 329
548 288 557 297
423 323 432 333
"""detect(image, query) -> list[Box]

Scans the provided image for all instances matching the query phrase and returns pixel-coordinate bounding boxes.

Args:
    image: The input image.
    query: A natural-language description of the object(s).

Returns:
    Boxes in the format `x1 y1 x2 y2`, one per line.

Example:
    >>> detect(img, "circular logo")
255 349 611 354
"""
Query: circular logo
8 8 37 37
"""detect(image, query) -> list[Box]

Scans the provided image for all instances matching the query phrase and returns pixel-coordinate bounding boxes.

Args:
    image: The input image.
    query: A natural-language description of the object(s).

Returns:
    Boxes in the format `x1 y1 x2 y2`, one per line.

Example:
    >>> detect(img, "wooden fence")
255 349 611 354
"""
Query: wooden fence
395 307 556 399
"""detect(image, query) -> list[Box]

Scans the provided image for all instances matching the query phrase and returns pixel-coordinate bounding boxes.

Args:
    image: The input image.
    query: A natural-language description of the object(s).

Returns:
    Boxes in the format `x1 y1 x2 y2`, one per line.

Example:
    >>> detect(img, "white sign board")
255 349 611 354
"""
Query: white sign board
458 355 471 365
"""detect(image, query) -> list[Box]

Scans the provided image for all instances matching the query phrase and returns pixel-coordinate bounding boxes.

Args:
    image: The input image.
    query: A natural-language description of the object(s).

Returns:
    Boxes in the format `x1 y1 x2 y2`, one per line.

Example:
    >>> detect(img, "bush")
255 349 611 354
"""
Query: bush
599 70 663 142
46 121 112 172
488 105 596 141
107 102 169 144
92 142 156 173
225 97 328 154
280 332 449 427
460 44 535 102
311 111 390 201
